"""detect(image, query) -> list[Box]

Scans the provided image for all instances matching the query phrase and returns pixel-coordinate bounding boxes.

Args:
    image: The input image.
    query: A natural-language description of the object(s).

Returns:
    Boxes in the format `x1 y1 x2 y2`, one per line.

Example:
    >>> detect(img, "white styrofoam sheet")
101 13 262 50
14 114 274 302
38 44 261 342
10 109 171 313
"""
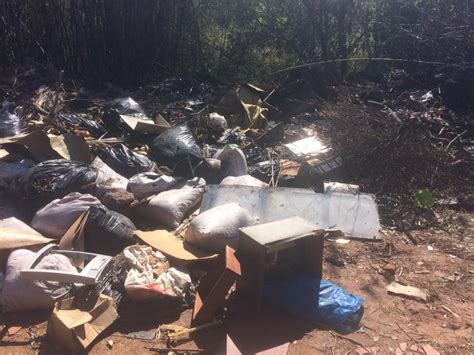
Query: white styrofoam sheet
201 185 381 240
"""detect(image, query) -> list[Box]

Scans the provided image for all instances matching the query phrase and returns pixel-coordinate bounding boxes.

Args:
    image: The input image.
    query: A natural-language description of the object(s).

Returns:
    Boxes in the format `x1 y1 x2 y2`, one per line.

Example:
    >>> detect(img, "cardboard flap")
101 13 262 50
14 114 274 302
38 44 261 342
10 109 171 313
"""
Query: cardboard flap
55 309 94 329
134 230 217 263
120 114 170 134
0 227 54 249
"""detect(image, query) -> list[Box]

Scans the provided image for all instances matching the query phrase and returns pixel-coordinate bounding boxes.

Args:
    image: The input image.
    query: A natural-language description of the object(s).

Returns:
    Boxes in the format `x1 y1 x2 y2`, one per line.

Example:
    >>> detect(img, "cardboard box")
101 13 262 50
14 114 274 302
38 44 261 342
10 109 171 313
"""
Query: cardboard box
47 293 118 351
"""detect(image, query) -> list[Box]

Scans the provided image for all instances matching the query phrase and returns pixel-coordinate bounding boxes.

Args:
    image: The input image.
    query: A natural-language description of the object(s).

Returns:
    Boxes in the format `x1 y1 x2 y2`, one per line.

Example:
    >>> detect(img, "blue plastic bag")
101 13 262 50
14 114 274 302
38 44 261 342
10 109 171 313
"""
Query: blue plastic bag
263 273 364 332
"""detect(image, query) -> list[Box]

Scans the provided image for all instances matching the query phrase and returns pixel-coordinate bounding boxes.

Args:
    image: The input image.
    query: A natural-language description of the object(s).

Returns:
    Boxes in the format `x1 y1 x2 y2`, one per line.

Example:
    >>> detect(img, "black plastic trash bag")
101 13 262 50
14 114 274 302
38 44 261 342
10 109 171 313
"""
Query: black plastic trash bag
84 204 136 256
99 144 155 178
0 102 22 138
58 112 106 138
149 125 203 176
10 159 98 214
103 97 149 128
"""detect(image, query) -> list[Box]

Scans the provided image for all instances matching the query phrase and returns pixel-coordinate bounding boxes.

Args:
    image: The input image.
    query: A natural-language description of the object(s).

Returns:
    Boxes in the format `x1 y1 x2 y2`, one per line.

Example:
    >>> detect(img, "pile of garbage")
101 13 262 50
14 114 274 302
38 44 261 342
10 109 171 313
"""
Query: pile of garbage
0 83 375 352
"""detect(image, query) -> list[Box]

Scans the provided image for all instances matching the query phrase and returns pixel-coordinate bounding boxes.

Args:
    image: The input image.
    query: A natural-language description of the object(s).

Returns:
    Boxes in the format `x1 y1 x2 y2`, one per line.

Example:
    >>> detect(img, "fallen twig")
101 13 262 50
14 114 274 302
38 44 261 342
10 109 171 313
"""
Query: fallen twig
445 130 467 151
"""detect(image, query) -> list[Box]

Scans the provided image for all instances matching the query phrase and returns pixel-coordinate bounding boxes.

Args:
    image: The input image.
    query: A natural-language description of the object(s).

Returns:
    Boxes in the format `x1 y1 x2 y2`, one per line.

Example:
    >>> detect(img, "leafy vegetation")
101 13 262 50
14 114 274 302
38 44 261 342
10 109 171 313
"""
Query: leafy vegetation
1 0 473 82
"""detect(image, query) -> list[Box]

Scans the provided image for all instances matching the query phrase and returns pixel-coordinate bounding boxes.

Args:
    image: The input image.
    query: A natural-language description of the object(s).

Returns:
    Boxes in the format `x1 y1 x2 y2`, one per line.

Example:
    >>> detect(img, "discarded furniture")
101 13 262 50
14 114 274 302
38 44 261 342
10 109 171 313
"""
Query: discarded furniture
237 217 324 311
192 246 241 326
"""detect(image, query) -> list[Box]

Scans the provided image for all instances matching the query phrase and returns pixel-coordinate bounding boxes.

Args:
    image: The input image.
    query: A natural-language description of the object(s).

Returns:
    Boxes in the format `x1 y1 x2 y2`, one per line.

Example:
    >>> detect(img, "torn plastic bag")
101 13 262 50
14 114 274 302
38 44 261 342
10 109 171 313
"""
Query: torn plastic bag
263 273 364 333
103 97 149 127
91 157 128 198
99 144 155 178
10 159 98 214
127 172 183 200
149 125 203 175
84 204 136 255
0 159 34 182
0 249 76 312
185 203 254 252
120 245 191 300
213 146 247 181
57 112 105 138
135 178 205 230
31 192 101 239
220 174 267 187
0 102 22 138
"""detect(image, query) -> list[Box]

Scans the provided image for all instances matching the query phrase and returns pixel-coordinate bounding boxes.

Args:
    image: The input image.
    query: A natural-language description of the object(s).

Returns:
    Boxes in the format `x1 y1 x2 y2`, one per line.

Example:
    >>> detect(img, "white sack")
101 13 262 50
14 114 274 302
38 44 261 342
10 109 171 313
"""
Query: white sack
0 249 76 312
31 192 101 238
91 156 129 197
128 172 182 200
220 174 267 187
185 202 255 252
136 177 205 230
213 146 247 179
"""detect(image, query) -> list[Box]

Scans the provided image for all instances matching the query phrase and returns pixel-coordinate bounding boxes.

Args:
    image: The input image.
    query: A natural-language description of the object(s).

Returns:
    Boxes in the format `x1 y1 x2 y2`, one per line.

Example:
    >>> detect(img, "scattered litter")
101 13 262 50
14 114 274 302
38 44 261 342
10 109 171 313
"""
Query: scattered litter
125 330 156 340
158 320 222 344
387 282 429 302
119 245 191 300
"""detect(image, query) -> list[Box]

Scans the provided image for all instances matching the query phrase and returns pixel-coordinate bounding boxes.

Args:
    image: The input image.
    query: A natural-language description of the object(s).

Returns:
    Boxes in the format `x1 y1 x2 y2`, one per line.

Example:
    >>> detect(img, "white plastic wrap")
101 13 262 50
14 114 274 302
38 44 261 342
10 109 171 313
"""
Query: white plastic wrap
185 202 255 252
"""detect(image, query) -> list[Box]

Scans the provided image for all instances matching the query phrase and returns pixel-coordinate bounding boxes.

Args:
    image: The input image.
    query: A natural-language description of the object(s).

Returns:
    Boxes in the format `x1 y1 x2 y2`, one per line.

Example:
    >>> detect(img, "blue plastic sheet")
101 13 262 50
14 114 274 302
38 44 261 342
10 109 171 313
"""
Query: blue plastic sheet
263 273 364 332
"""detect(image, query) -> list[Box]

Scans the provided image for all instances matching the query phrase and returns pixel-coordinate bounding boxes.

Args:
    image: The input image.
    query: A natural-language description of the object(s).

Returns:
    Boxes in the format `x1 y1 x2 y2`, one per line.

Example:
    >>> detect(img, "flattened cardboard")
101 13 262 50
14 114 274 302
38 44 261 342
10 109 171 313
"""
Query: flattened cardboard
49 133 91 163
0 227 53 250
0 130 62 162
134 230 217 263
120 114 170 134
48 294 118 351
0 131 91 163
59 210 89 267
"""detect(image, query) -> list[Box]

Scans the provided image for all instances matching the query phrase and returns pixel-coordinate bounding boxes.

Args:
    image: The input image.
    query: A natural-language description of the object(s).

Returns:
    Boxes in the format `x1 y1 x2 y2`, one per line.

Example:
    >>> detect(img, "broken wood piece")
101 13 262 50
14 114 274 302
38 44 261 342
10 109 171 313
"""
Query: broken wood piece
387 282 429 302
